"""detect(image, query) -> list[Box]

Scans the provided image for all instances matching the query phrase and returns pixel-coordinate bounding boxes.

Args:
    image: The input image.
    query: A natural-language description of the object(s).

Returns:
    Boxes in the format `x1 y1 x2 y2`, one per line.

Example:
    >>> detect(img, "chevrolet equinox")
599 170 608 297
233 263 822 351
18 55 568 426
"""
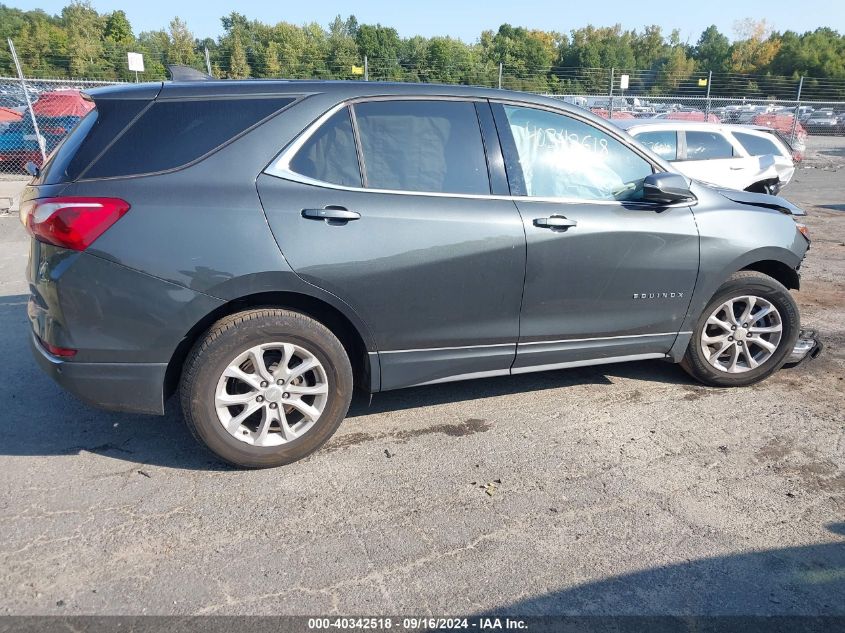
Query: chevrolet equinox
22 80 813 467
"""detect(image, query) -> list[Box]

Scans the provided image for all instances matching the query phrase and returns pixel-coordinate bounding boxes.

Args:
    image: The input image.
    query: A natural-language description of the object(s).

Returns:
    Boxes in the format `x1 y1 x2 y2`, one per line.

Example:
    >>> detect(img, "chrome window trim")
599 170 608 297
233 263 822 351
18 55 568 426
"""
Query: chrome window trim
263 96 690 208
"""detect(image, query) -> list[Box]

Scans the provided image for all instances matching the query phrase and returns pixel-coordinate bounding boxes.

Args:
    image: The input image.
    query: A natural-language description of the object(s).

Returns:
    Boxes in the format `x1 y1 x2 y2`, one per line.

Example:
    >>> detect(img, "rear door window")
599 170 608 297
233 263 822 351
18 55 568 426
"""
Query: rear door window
353 100 489 195
633 130 678 160
289 107 361 187
81 97 294 179
684 131 735 160
732 132 785 157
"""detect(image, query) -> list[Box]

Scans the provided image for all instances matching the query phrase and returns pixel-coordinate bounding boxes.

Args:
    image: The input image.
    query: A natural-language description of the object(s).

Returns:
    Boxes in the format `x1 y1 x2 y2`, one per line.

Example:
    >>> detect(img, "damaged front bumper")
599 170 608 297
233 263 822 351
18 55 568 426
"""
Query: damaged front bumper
785 329 823 365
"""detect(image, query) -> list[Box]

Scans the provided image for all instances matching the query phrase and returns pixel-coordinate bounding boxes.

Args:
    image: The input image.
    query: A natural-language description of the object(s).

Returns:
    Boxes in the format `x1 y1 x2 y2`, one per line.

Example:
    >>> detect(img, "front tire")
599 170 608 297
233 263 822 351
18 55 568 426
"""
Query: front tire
682 271 800 387
180 309 353 468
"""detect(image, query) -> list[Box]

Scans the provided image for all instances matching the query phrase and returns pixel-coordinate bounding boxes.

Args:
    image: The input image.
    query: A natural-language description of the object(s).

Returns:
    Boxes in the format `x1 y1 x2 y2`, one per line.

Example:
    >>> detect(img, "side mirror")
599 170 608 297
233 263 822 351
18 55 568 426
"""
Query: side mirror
642 172 695 205
24 161 40 178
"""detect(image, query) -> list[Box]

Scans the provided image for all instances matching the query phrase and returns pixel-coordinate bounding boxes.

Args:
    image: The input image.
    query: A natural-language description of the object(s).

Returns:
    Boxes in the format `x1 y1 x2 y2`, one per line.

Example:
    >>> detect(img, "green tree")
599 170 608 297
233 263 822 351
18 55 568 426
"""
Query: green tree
656 33 696 92
62 0 105 77
355 23 400 59
326 14 358 78
693 25 730 72
730 19 781 73
631 25 666 69
104 10 133 45
228 33 250 78
263 40 281 77
168 17 196 65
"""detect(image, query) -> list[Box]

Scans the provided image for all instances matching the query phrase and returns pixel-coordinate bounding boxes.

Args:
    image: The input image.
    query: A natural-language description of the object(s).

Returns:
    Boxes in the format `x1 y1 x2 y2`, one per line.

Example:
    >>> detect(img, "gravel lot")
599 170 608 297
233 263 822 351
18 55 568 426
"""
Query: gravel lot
0 141 842 616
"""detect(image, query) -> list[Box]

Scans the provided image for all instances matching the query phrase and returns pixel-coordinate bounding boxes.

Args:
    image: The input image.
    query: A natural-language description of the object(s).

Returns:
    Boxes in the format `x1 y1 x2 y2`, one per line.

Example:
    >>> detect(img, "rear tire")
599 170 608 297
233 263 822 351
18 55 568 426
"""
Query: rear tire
681 271 800 387
180 309 353 468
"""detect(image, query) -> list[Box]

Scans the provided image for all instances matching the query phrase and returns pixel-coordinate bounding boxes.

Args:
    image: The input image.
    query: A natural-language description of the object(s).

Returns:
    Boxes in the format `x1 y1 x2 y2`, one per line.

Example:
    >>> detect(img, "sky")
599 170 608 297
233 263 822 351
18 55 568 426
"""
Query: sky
8 0 845 42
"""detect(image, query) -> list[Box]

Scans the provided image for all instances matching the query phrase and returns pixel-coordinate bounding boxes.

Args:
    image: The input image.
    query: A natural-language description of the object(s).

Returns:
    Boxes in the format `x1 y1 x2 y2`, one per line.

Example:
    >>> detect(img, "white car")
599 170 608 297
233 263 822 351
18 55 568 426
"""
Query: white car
614 120 795 194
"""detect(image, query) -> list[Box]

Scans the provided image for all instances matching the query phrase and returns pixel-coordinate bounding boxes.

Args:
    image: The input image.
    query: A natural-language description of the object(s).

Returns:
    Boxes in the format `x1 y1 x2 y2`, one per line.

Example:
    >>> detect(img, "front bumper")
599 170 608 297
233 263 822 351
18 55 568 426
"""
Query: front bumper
30 332 167 415
785 329 823 366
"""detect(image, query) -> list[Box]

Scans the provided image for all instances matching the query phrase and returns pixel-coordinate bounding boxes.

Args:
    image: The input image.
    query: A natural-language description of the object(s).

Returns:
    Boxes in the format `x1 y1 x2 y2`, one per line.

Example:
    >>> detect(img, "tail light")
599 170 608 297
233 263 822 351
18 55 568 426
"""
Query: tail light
20 197 130 251
36 335 77 358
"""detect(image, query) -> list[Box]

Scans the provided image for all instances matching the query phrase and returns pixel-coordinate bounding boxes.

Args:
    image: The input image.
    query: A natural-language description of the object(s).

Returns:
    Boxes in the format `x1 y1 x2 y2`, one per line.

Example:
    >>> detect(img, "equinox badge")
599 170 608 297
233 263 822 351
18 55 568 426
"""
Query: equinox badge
633 292 685 299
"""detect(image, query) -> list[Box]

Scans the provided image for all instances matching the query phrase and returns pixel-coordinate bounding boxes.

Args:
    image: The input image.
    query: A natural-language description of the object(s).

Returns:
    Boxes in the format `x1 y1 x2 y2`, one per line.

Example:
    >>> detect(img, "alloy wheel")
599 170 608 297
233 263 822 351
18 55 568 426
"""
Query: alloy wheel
700 295 783 373
214 342 329 446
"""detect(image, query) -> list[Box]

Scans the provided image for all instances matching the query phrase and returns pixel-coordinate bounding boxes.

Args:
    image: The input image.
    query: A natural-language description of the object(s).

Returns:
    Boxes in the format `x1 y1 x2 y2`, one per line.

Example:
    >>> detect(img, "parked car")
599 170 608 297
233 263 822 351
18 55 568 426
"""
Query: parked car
803 109 840 133
22 80 813 468
751 113 807 161
590 108 635 119
614 120 794 194
0 106 22 134
652 110 721 123
0 89 93 170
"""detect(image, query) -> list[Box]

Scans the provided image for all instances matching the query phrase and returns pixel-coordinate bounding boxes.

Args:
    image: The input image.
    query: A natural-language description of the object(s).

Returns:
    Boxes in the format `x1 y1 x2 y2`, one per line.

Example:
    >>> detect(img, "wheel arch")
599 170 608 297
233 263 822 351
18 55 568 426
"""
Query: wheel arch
744 177 780 195
673 247 802 362
740 259 800 290
164 290 378 401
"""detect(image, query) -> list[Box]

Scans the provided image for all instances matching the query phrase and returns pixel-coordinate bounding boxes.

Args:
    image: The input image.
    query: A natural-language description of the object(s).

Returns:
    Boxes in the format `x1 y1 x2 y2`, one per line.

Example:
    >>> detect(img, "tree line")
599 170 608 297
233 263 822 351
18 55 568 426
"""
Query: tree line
1 1 844 99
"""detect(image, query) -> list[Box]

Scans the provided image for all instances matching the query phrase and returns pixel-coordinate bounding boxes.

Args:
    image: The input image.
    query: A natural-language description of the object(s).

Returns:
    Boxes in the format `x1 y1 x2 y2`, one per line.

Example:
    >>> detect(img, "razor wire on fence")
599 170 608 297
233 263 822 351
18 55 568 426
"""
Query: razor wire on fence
2 36 845 176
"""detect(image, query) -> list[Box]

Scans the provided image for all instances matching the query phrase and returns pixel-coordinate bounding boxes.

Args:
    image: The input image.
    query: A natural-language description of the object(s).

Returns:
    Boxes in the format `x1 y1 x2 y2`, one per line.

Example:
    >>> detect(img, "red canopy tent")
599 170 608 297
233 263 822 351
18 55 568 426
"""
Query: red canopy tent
31 90 94 117
0 107 22 122
666 111 721 123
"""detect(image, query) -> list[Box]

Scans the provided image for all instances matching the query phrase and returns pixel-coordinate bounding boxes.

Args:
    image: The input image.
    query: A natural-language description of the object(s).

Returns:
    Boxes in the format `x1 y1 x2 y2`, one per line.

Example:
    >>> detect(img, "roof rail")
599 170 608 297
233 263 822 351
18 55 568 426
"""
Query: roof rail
166 65 213 81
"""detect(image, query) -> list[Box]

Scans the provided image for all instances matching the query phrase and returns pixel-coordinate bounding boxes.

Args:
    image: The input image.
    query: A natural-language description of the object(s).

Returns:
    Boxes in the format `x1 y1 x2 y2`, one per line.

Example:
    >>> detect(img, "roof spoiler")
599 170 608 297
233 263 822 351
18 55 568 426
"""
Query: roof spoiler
167 65 213 81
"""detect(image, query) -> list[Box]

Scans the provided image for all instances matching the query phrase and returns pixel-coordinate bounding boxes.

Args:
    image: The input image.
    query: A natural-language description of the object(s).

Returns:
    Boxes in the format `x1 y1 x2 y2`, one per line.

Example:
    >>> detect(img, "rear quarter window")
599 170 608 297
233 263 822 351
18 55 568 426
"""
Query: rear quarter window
732 132 785 157
81 97 294 179
289 107 361 187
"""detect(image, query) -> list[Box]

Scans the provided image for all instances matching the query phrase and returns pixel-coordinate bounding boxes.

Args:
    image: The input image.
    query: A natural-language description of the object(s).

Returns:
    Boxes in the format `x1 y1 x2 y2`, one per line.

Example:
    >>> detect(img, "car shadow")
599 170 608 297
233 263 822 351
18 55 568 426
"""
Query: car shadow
0 294 717 471
472 523 845 624
346 360 696 418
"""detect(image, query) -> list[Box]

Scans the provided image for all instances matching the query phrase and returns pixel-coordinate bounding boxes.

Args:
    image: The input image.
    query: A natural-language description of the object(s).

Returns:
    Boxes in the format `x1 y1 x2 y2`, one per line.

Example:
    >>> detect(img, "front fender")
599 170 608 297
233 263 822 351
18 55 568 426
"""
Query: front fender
681 185 808 336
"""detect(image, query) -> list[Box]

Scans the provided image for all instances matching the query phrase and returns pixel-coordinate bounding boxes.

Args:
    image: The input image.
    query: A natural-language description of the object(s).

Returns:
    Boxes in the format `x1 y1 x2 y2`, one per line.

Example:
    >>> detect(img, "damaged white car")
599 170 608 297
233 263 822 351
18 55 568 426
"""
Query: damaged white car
615 120 795 194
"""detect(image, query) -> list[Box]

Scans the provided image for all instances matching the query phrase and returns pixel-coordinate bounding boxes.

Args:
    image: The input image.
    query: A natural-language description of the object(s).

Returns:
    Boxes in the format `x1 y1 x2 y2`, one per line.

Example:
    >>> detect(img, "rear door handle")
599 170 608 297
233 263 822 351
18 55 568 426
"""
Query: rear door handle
302 207 361 221
533 216 577 230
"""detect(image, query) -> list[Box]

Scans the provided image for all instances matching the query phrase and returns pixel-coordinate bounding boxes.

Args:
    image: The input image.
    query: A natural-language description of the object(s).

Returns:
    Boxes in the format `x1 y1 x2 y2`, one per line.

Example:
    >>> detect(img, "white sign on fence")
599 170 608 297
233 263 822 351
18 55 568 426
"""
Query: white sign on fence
127 52 145 72
620 74 629 90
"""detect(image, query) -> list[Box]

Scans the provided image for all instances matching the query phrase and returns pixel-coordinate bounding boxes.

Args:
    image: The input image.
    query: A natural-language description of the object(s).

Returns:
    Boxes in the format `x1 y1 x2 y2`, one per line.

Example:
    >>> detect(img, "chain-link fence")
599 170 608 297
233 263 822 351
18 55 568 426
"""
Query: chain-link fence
543 94 845 161
2 57 845 176
1 76 122 177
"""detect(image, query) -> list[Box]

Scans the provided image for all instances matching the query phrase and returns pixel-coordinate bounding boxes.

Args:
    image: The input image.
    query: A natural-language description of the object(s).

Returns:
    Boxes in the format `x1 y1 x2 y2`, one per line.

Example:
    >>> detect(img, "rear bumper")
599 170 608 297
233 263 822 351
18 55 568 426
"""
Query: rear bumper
30 332 167 415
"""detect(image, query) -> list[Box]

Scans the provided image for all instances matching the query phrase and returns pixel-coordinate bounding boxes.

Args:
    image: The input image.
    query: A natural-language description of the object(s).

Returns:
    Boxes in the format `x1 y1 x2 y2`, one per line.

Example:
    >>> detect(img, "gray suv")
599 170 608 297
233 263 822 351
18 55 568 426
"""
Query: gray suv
21 80 812 468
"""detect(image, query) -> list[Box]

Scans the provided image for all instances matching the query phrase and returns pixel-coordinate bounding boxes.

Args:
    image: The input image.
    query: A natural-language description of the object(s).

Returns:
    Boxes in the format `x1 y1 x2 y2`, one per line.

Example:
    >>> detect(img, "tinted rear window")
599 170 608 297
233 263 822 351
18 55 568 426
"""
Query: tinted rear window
733 132 784 157
354 100 489 195
81 97 294 179
38 98 152 184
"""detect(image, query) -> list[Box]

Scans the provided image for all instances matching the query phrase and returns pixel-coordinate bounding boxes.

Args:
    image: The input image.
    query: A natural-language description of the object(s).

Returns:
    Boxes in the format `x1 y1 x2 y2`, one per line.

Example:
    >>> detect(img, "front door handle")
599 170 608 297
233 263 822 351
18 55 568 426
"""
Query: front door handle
533 216 577 230
302 207 361 221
